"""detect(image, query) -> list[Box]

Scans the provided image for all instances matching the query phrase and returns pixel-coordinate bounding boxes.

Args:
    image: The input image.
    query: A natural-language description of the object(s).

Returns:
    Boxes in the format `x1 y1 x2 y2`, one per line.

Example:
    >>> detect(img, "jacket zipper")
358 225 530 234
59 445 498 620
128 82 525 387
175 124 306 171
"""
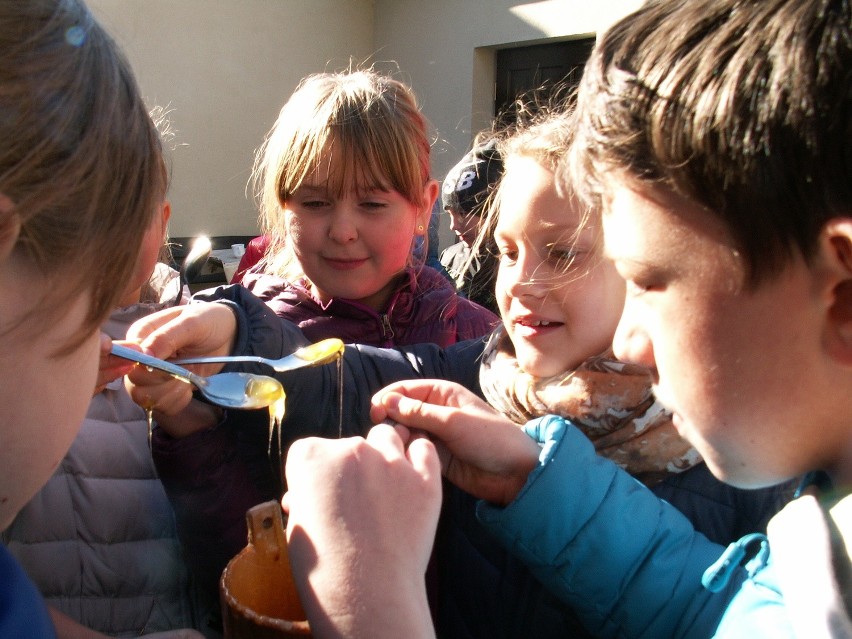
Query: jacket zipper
380 313 395 343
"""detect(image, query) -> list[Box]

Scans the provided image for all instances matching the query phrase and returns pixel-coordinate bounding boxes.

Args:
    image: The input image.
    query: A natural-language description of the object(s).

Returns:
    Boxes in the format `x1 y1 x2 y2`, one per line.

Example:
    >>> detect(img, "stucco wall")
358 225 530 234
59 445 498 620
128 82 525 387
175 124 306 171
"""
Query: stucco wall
88 0 641 242
371 0 642 246
372 0 641 178
89 0 374 238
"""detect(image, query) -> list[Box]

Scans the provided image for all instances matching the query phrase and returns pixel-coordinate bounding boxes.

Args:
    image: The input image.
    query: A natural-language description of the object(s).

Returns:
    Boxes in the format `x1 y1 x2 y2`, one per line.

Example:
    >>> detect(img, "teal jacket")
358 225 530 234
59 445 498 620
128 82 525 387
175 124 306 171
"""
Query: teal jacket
479 415 852 638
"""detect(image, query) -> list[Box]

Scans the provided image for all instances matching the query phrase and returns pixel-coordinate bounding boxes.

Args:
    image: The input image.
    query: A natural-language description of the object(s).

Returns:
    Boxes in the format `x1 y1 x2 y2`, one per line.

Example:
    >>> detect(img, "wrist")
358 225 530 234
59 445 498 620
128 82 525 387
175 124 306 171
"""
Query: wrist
306 564 435 639
153 398 223 439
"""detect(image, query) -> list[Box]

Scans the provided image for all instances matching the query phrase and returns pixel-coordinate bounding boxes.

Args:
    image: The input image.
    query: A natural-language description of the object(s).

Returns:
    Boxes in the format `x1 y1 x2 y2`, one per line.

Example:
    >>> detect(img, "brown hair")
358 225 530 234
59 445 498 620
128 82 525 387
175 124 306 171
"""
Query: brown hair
251 68 432 281
572 0 852 286
0 0 166 349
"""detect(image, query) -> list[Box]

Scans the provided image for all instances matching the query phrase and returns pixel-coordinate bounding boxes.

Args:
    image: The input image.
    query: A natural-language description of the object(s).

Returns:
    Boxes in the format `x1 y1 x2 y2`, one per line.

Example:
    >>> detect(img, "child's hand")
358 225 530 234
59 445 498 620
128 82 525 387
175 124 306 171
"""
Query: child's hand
126 302 237 363
122 302 236 431
370 380 541 506
283 422 440 638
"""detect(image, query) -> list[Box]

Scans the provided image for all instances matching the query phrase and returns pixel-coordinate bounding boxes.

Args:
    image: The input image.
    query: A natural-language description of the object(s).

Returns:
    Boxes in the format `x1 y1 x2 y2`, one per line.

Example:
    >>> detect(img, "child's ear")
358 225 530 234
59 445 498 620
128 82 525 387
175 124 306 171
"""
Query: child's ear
417 180 440 234
820 218 852 366
0 193 20 262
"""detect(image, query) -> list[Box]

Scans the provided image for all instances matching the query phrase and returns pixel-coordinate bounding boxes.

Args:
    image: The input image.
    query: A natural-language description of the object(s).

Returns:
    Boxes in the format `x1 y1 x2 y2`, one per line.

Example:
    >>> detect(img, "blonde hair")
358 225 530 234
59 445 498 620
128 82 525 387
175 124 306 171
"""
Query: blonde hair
472 105 591 271
0 0 167 351
252 68 432 281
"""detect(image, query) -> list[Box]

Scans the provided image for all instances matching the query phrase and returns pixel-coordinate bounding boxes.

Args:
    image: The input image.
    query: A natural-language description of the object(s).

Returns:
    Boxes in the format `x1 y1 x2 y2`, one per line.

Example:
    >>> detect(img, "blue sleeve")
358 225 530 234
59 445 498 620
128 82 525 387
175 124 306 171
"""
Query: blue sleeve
477 415 740 639
0 546 57 639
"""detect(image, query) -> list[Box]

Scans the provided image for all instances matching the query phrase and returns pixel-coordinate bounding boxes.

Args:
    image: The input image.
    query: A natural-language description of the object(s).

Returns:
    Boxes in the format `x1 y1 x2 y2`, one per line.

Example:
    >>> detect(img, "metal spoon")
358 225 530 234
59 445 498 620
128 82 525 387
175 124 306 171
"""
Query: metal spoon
111 343 284 410
173 337 344 372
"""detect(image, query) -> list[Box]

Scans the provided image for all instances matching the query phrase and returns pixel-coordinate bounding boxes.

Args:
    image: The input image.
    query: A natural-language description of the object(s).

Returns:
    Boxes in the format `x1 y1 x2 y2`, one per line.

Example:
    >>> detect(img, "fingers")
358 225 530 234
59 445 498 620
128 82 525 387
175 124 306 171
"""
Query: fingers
95 333 133 394
126 302 236 362
405 434 440 483
365 420 408 459
123 364 194 415
125 306 184 346
373 389 459 440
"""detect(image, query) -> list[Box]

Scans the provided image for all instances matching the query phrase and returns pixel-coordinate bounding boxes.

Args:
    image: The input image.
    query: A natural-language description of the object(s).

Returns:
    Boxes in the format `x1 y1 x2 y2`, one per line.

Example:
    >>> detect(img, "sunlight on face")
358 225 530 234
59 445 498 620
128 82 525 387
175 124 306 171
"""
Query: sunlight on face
602 181 829 488
283 155 430 310
495 157 624 377
0 286 98 529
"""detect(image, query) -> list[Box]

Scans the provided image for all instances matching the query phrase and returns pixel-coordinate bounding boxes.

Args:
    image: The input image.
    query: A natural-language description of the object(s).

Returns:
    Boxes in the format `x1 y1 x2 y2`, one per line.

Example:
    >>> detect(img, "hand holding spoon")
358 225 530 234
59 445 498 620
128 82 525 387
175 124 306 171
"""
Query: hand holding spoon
111 343 284 410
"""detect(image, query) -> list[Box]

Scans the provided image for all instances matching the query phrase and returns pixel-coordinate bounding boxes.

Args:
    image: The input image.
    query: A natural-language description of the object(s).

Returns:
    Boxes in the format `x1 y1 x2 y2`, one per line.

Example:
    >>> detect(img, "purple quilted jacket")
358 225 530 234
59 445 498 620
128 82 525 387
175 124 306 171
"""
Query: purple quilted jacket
240 265 498 348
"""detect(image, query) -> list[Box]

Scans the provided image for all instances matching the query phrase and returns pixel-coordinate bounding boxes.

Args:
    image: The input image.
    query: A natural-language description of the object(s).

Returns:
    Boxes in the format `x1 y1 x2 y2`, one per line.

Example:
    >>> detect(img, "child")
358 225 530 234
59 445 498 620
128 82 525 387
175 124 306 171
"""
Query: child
125 109 791 638
439 138 503 314
284 0 852 636
137 69 496 614
237 68 498 347
3 143 214 636
0 1 194 637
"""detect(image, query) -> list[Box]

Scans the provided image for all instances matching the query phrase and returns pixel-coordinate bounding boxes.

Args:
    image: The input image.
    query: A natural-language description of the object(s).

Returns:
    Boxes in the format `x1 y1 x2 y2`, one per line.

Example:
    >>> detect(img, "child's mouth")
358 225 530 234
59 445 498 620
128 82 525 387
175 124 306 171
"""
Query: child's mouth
512 318 563 336
325 257 368 271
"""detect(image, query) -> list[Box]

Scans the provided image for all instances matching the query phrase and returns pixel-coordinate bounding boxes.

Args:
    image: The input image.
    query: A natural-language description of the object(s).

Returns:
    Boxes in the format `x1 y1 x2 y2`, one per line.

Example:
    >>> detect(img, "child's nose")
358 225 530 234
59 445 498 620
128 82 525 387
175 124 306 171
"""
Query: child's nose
612 310 655 371
506 256 547 298
328 210 358 243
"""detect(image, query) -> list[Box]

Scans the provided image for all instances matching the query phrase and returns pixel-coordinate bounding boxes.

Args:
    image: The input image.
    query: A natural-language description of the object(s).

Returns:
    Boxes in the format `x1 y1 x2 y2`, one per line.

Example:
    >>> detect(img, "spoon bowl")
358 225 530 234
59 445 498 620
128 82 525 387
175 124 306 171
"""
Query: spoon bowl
174 337 344 373
111 343 284 410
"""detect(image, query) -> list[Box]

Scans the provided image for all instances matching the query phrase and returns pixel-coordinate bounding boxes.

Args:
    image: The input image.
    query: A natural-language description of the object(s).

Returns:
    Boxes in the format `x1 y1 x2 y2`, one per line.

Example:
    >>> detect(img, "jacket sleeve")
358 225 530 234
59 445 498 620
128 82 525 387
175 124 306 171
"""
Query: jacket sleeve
195 283 310 358
200 285 486 441
273 336 486 442
477 415 743 639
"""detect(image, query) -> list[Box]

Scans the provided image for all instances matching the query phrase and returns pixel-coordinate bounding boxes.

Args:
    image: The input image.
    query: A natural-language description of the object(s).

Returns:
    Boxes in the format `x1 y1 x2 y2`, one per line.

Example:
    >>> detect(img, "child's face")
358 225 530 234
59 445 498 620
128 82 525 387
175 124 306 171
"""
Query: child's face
0 265 99 529
495 157 625 378
603 181 832 488
284 160 432 310
446 206 481 248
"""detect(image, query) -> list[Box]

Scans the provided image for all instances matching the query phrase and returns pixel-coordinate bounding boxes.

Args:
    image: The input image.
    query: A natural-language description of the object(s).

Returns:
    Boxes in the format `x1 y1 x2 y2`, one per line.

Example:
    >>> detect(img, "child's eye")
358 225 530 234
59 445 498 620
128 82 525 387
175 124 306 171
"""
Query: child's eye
360 200 387 210
551 248 577 262
548 246 582 269
301 199 329 209
497 247 518 264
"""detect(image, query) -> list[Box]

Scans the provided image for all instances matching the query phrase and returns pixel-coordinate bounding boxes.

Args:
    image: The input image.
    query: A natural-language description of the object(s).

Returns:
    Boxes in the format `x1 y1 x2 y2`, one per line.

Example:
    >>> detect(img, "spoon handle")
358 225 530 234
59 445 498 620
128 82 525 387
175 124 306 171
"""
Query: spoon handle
173 355 271 367
111 343 197 385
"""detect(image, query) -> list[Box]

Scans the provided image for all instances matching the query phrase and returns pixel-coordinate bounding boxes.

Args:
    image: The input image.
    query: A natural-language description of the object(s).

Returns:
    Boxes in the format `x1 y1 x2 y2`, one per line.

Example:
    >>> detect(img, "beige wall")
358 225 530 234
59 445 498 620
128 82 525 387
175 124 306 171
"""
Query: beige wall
89 0 375 238
372 0 642 246
372 0 641 178
89 0 641 243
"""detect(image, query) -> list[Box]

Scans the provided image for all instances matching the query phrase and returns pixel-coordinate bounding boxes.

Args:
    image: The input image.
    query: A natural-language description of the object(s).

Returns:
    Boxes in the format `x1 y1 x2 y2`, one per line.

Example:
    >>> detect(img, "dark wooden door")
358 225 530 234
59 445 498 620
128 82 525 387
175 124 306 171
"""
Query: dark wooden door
495 38 595 124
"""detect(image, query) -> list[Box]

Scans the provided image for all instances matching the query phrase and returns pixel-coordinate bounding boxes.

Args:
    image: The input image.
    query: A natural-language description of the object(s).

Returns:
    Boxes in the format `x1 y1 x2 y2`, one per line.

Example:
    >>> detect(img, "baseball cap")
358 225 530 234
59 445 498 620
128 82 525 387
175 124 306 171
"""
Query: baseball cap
441 139 503 216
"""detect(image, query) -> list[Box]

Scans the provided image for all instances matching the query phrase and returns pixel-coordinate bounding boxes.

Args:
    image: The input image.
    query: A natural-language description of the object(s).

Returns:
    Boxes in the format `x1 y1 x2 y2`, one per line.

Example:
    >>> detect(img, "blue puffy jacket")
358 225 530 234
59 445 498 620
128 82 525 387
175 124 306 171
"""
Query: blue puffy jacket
478 415 851 638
